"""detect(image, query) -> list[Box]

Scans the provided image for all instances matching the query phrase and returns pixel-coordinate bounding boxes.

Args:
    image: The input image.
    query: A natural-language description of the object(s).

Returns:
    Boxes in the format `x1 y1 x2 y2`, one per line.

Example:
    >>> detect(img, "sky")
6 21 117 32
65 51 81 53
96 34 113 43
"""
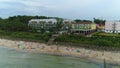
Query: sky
0 0 120 20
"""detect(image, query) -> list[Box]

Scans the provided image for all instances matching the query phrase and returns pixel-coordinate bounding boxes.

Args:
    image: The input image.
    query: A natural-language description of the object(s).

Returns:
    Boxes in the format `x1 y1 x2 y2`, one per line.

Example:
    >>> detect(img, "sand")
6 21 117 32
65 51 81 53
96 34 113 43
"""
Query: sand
0 38 120 65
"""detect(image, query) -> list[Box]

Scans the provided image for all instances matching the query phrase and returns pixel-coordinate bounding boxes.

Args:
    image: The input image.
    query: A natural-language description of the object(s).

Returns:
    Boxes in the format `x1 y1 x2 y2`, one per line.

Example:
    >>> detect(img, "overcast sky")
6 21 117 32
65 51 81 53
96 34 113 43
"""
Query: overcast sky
0 0 120 20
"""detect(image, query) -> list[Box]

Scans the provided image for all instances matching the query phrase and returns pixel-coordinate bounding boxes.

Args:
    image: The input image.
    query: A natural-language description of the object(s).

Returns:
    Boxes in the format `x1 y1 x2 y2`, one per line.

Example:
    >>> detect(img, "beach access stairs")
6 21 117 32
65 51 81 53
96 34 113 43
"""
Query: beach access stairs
47 34 59 45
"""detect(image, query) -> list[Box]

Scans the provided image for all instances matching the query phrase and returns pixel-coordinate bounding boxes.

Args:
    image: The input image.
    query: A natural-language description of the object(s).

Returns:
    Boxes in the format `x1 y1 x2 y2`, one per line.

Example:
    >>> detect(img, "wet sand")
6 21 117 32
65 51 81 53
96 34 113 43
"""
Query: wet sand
0 38 120 65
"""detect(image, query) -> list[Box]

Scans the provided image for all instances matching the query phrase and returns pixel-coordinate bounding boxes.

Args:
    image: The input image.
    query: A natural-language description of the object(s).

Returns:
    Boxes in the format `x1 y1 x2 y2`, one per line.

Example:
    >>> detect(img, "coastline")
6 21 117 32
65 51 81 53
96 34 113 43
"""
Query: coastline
0 38 120 66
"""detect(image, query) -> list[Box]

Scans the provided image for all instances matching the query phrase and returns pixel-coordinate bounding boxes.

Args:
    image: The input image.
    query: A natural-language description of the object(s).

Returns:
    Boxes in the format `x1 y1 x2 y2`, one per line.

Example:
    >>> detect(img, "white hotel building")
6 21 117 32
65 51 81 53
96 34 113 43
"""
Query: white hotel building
28 19 57 32
105 21 120 33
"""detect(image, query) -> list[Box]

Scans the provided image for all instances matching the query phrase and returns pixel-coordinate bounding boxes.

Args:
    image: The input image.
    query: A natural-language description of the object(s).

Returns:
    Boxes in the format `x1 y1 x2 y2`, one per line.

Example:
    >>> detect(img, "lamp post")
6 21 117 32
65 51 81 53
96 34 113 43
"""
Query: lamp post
56 42 59 51
104 58 106 68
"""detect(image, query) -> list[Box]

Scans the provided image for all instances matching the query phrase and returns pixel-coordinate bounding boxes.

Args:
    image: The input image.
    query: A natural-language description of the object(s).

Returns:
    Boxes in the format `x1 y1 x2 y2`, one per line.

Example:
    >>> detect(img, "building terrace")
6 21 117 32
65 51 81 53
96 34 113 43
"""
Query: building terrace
28 19 57 32
71 22 96 35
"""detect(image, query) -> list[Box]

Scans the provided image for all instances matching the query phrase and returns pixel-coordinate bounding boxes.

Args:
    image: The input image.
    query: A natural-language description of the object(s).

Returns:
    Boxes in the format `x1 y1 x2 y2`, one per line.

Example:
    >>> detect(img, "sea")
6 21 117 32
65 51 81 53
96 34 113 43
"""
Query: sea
0 46 119 68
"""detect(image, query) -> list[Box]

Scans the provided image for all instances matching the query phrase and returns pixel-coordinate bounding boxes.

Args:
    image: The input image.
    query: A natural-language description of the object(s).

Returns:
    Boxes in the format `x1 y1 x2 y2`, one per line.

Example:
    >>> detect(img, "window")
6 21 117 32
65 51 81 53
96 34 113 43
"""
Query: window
32 21 37 24
76 31 79 33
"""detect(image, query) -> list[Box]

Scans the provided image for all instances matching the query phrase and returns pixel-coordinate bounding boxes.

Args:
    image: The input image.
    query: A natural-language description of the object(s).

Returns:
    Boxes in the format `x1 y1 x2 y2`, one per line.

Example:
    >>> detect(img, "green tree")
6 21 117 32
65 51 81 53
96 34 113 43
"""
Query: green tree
74 19 82 22
93 18 106 24
56 19 63 31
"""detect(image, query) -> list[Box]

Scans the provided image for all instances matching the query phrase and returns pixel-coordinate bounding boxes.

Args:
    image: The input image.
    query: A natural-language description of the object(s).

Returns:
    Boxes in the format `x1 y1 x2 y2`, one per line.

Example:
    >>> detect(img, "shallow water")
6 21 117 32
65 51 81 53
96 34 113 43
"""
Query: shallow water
0 46 119 68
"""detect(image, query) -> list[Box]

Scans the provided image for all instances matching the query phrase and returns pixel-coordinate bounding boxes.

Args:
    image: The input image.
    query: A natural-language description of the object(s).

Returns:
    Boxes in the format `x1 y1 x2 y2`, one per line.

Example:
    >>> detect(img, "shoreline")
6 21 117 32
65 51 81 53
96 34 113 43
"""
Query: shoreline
0 38 120 66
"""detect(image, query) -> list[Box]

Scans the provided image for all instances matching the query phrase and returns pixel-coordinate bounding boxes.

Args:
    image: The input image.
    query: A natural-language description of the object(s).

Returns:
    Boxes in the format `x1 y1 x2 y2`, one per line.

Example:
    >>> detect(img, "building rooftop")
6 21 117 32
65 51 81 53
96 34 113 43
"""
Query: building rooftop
29 19 57 22
74 22 92 24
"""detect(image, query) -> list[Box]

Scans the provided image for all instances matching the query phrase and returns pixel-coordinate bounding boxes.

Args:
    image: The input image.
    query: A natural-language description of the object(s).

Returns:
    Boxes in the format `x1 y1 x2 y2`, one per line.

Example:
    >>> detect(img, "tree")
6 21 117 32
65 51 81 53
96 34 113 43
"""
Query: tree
82 20 92 22
74 19 92 23
40 28 45 33
56 19 63 31
0 17 2 21
93 18 106 24
74 19 82 22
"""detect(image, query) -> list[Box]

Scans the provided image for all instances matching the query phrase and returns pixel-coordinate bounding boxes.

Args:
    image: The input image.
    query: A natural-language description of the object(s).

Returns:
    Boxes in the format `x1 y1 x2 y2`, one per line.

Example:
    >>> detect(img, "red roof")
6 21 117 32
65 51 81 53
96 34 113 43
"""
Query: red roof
76 22 92 24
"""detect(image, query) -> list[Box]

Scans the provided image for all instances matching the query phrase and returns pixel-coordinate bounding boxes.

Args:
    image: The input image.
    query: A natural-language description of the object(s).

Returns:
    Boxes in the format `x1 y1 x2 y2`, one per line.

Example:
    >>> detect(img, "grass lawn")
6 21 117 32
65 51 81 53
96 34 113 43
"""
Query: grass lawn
94 32 120 37
0 30 52 42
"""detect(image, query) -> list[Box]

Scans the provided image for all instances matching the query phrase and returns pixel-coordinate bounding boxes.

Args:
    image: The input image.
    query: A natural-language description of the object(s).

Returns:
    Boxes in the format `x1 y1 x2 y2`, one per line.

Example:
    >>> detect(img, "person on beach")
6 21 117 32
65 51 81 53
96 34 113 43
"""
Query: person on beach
50 46 54 49
42 46 45 49
70 47 73 51
37 44 40 48
18 44 25 50
17 44 20 48
56 45 60 51
76 49 80 53
66 47 69 51
102 51 104 56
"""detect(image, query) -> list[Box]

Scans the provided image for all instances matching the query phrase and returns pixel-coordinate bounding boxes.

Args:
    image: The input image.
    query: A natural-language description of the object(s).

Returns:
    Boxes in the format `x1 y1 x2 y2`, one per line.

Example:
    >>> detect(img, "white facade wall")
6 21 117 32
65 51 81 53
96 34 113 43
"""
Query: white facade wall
105 21 120 33
28 19 57 30
105 22 113 30
62 20 72 30
28 19 57 24
116 22 120 30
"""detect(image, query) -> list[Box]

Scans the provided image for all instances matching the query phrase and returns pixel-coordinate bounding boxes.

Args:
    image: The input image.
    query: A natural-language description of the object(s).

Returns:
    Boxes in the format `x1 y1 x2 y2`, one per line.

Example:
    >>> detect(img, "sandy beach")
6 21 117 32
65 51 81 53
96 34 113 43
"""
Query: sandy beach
0 38 120 65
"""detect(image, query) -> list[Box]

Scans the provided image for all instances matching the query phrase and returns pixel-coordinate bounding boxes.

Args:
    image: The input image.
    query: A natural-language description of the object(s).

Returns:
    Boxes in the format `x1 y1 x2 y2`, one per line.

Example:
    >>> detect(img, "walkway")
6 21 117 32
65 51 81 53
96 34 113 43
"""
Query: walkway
47 34 59 45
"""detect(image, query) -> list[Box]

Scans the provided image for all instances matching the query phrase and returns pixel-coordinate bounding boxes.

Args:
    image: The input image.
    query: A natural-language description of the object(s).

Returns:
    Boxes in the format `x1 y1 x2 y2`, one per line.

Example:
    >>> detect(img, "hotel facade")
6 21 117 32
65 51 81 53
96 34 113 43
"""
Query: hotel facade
28 19 57 32
105 21 120 33
28 19 97 35
71 22 96 35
